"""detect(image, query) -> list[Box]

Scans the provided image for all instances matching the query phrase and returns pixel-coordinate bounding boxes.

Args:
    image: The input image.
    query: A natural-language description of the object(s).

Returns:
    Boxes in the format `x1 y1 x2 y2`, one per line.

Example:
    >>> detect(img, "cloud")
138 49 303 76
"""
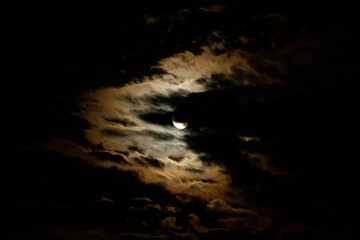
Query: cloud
161 217 183 231
100 129 128 137
37 10 356 238
141 130 175 141
241 151 293 176
157 46 248 82
128 146 145 154
39 139 132 168
94 196 114 203
168 155 185 163
90 151 129 164
198 4 225 13
188 213 208 233
41 28 330 237
18 2 357 240
129 197 162 212
116 232 170 239
42 138 234 203
253 12 288 23
207 199 250 215
165 204 181 213
238 135 261 142
131 197 154 203
134 156 165 168
206 199 273 233
218 215 272 233
144 14 160 25
103 117 137 127
63 43 260 204
143 8 191 26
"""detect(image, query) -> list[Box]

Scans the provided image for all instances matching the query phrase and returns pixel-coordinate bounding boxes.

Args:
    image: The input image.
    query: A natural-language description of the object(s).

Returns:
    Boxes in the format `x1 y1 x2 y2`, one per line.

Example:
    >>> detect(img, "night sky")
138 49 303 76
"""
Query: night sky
9 1 359 239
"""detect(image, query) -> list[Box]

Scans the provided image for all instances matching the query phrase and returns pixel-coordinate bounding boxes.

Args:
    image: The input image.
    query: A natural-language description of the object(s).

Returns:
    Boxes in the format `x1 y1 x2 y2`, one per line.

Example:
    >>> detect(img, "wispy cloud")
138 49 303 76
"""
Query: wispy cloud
67 44 258 204
198 4 225 13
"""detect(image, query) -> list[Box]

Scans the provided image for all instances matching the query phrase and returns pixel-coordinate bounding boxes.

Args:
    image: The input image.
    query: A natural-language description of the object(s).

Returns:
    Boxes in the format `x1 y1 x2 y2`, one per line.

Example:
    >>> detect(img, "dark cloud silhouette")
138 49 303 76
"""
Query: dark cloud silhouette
90 151 130 164
103 117 137 127
100 128 174 141
100 128 128 137
134 156 165 168
168 155 185 162
142 130 175 141
185 168 205 174
6 149 177 238
139 111 173 126
128 146 145 154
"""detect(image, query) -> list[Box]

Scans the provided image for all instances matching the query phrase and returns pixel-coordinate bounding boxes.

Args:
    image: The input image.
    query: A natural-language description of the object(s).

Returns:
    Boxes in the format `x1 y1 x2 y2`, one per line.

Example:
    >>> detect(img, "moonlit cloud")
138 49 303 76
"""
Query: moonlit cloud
49 44 256 205
36 22 326 237
14 1 357 239
42 23 308 216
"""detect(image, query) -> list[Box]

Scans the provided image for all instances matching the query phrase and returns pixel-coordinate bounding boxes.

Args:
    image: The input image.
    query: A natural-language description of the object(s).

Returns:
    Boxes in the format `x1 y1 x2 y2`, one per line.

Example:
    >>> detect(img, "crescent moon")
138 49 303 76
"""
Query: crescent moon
172 117 188 129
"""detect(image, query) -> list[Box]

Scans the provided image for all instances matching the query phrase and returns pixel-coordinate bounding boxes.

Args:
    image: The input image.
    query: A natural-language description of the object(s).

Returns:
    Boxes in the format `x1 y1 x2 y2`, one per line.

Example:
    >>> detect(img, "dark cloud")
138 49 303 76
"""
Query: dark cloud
6 149 177 237
185 168 205 174
131 197 154 203
128 146 145 154
103 117 137 127
195 74 235 89
139 90 190 109
100 128 128 137
168 155 185 162
94 196 114 203
142 130 175 141
178 79 354 238
134 156 165 168
90 151 130 164
207 199 248 215
161 216 183 231
100 128 174 141
139 111 173 126
130 202 162 212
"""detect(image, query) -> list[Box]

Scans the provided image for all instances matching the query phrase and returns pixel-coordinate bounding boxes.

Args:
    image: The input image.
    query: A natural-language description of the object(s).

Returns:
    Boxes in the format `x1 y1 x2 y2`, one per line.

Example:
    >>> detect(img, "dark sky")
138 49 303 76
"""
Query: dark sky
8 1 359 239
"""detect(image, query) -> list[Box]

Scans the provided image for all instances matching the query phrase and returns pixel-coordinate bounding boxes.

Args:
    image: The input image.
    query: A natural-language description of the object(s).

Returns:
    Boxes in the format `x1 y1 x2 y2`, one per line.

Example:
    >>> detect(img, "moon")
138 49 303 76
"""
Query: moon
172 116 188 129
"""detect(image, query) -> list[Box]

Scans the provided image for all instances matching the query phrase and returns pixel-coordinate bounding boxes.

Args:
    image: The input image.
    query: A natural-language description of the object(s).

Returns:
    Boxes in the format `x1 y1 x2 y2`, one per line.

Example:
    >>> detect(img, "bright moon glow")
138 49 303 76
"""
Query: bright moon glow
172 119 188 129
